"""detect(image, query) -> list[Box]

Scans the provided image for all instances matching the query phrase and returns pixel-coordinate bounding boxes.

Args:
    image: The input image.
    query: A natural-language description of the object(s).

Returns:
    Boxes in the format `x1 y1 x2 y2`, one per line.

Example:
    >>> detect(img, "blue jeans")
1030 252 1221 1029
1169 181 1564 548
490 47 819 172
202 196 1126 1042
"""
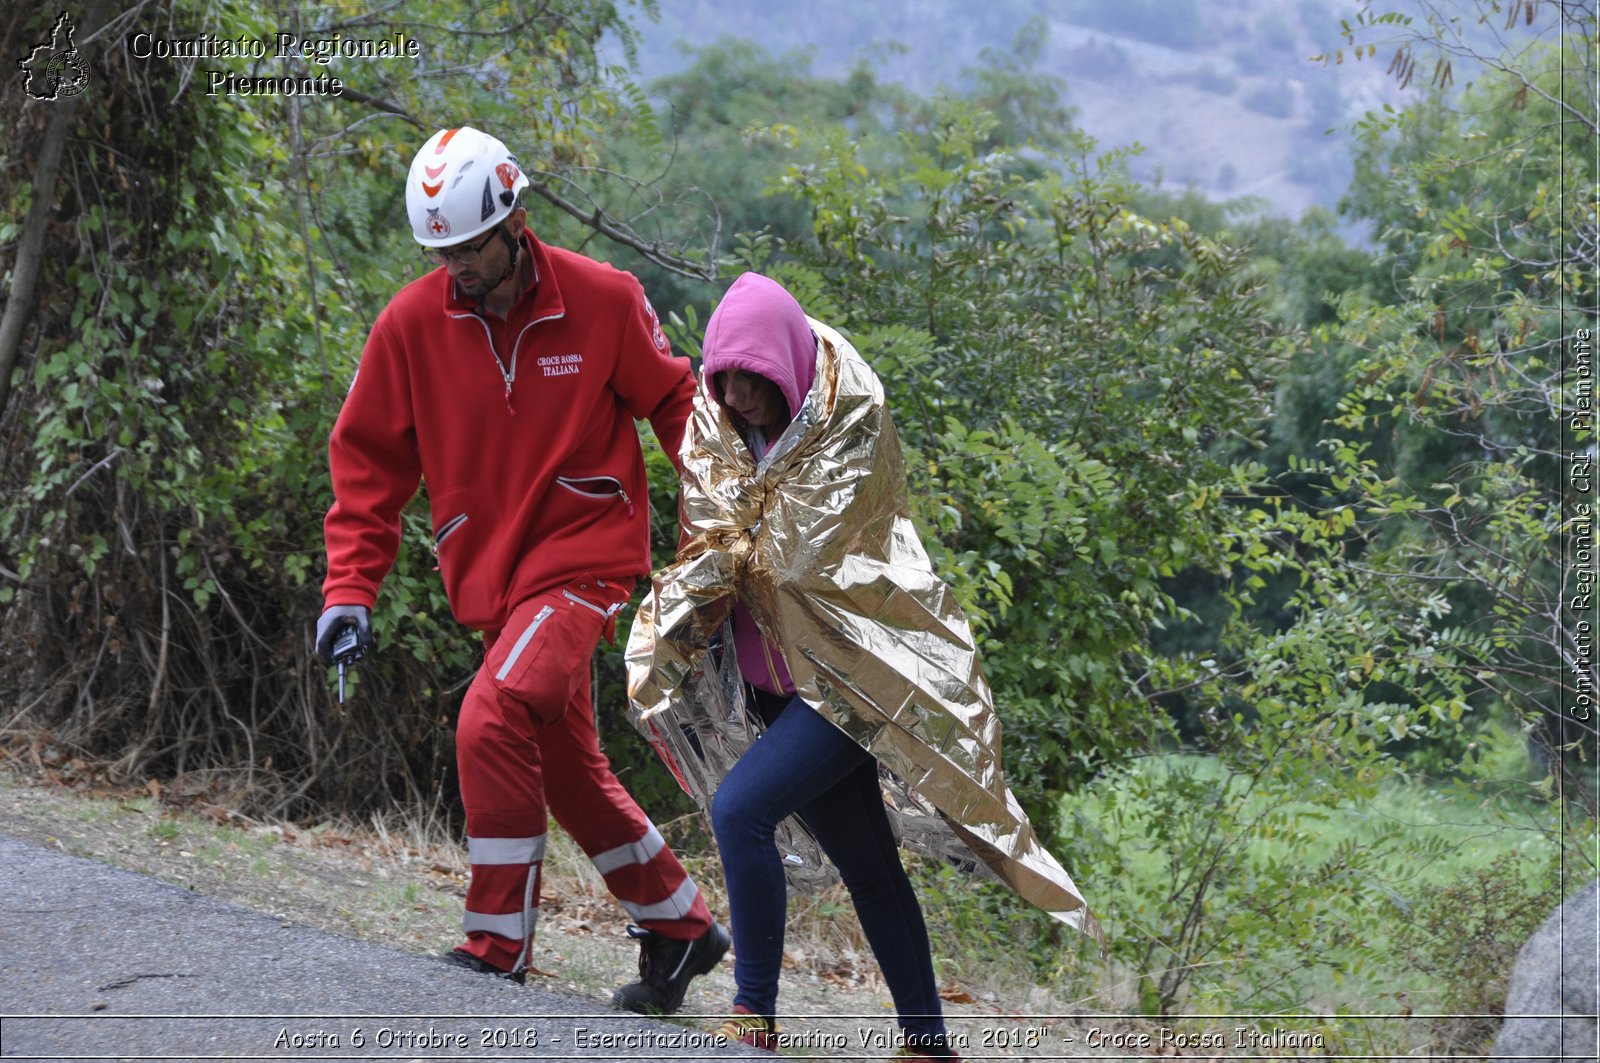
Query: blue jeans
710 691 946 1040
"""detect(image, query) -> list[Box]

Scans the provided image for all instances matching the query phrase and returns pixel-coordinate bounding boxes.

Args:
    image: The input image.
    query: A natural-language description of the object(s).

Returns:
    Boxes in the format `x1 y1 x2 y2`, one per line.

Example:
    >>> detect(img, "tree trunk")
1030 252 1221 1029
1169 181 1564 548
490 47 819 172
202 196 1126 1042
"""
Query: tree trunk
0 95 78 420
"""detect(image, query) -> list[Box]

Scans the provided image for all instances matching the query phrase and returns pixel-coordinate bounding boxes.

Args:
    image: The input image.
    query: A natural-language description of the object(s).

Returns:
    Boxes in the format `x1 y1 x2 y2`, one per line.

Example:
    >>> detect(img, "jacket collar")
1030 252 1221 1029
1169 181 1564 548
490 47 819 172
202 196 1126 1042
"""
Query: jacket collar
441 229 564 321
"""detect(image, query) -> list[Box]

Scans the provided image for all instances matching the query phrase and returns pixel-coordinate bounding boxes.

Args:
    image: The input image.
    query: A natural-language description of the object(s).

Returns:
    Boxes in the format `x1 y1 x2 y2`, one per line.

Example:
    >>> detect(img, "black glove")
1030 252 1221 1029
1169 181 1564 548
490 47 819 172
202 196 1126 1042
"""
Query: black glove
315 604 374 664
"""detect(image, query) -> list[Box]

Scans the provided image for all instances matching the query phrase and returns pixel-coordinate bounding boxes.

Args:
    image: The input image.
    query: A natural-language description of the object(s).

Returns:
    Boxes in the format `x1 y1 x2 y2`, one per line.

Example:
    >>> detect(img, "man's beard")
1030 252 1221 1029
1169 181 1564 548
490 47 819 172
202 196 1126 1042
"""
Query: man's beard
458 234 517 302
456 272 492 300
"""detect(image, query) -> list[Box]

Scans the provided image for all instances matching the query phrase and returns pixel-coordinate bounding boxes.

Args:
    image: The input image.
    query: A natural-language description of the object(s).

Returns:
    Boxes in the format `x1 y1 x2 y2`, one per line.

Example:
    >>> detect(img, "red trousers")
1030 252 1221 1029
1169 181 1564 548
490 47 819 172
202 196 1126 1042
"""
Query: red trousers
454 577 712 973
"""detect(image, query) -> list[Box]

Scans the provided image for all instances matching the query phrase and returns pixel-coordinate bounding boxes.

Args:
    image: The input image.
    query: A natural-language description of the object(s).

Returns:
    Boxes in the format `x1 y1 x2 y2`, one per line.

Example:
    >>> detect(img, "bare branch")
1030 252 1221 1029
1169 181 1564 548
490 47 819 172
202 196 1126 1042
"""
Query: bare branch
332 86 423 129
527 175 718 282
325 93 718 280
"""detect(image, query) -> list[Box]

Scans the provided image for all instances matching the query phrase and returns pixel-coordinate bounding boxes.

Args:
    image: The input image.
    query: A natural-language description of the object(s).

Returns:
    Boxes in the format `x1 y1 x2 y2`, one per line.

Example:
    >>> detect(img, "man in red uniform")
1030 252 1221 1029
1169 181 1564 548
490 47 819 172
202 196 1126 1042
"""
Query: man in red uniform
315 126 727 1014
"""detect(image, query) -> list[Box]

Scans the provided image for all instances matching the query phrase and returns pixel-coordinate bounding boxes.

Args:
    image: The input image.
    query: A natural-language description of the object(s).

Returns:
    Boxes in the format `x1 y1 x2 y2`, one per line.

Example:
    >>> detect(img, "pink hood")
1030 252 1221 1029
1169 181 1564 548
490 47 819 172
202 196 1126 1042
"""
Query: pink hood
701 272 816 419
701 272 816 697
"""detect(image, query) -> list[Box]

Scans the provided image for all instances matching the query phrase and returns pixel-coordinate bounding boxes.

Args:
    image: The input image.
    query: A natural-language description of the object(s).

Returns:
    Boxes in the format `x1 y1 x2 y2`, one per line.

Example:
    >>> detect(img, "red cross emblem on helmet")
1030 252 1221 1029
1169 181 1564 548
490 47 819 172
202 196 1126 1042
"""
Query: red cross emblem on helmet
424 208 450 238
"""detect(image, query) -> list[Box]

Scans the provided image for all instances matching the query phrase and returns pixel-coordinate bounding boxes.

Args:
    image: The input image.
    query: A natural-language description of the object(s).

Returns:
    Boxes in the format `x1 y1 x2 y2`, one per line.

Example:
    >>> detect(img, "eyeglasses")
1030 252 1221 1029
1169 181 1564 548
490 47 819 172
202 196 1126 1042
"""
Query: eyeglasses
423 228 499 267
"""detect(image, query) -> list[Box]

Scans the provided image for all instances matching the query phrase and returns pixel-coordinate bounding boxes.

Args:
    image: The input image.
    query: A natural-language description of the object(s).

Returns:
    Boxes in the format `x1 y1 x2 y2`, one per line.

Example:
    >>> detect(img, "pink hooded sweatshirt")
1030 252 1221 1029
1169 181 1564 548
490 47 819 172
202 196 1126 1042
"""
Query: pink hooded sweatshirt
699 272 818 695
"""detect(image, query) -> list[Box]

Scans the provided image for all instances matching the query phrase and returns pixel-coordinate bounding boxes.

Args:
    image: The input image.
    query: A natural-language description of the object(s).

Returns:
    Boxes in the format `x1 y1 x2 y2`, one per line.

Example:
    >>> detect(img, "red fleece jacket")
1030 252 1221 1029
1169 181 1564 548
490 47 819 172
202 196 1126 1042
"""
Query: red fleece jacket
322 232 693 632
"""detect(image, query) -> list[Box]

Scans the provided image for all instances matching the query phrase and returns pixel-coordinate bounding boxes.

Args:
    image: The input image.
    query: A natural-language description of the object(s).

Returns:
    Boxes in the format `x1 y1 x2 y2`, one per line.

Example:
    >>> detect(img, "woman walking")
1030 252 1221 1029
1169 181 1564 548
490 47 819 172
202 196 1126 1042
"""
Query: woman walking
628 273 1098 1060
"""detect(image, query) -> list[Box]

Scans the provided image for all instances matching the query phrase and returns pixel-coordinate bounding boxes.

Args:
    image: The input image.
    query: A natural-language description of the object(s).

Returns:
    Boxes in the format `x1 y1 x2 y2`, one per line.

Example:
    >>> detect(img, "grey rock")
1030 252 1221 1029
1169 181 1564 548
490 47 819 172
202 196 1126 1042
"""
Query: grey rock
1492 878 1599 1063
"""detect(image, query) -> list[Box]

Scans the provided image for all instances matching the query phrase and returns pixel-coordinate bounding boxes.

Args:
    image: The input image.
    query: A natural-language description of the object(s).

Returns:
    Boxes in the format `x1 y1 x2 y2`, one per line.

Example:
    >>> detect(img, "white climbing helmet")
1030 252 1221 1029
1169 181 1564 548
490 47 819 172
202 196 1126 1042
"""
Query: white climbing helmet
405 126 530 247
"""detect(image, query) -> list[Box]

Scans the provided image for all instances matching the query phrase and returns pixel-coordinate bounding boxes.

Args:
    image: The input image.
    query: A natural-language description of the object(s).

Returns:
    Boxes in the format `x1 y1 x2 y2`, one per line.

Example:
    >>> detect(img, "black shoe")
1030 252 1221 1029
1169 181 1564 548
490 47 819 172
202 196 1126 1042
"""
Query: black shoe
440 947 526 985
610 921 730 1015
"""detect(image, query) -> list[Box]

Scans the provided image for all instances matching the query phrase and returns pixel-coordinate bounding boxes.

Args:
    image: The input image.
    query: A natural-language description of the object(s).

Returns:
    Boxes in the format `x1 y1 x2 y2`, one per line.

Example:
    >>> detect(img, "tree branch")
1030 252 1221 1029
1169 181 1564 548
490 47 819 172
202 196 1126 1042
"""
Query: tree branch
333 91 718 281
334 86 423 129
0 97 78 419
527 176 717 282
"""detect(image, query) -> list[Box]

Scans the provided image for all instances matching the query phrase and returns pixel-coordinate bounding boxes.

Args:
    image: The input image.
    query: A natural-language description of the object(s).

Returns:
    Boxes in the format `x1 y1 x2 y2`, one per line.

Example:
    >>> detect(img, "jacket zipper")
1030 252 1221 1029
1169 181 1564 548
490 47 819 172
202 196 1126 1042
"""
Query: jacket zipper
555 474 635 517
449 309 564 416
563 589 625 620
431 513 468 571
432 513 468 553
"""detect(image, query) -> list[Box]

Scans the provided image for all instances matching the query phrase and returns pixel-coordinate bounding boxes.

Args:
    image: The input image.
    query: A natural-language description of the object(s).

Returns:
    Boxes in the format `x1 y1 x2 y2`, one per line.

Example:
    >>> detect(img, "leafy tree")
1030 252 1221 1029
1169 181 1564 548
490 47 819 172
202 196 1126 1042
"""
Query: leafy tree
723 99 1295 843
1311 1 1596 811
0 0 698 819
736 88 1465 1019
601 18 1077 317
602 37 909 319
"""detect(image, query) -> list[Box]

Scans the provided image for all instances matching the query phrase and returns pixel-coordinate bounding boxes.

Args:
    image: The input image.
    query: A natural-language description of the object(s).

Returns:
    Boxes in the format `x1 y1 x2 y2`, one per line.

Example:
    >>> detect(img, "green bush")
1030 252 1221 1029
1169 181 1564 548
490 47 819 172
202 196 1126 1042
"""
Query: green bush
1386 854 1565 1055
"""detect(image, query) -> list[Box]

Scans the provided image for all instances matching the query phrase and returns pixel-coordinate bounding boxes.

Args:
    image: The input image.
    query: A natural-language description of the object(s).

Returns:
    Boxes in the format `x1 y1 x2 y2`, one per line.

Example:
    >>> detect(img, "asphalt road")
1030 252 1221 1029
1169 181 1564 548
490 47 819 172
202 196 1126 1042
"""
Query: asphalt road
0 833 768 1062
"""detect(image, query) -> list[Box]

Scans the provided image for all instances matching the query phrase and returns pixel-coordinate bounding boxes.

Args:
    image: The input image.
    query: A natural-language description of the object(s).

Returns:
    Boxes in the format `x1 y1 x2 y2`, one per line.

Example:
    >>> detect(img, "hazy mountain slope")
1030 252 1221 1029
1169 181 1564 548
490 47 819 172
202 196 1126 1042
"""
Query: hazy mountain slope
621 0 1409 220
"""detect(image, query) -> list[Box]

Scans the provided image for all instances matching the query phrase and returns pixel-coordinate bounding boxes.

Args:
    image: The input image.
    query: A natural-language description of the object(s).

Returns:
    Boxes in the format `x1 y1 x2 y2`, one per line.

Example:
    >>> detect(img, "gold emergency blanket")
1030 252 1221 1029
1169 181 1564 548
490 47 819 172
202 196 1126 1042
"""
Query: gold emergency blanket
626 319 1099 937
